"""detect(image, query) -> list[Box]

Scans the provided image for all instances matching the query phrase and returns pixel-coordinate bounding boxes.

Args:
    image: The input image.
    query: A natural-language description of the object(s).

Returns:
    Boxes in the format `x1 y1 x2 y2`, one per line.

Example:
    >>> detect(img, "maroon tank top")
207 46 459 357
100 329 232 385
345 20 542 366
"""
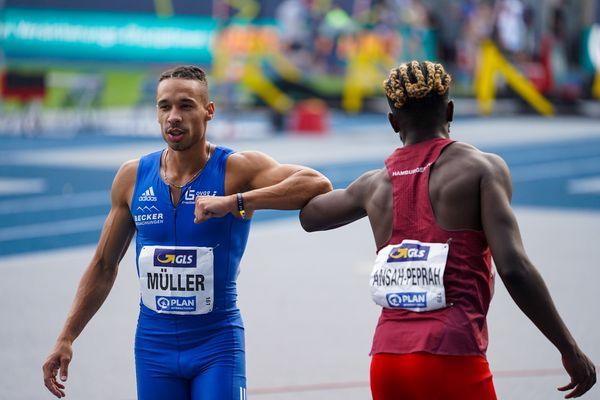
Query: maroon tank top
371 137 494 357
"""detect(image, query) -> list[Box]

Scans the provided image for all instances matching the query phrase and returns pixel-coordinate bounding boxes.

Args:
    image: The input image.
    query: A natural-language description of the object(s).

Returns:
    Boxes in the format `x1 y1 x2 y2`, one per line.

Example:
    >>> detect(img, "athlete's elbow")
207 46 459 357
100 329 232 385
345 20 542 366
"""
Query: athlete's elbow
299 212 315 232
92 256 120 282
299 208 321 232
497 260 535 291
320 177 334 194
308 175 333 197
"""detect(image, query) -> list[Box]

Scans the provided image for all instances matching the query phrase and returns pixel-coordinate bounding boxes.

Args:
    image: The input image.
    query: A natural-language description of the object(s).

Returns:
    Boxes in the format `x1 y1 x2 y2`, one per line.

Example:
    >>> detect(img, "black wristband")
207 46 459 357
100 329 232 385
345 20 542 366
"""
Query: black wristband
236 193 246 219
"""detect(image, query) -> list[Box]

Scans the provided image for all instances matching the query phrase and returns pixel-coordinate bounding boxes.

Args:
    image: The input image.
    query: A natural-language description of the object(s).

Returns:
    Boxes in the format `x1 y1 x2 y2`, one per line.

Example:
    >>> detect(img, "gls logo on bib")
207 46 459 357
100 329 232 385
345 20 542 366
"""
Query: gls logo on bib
153 249 197 268
387 243 430 262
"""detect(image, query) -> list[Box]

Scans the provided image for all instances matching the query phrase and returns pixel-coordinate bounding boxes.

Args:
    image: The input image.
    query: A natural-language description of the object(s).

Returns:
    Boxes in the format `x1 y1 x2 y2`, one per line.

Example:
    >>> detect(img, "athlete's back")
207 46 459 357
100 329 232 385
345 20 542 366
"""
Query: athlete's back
300 60 596 400
357 141 505 248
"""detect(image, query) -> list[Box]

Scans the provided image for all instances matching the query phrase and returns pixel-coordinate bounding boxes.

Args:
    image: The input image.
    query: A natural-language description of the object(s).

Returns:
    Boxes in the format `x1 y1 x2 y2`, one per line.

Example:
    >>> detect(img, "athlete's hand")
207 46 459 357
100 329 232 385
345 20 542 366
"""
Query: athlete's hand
194 195 236 223
43 340 73 398
558 348 596 398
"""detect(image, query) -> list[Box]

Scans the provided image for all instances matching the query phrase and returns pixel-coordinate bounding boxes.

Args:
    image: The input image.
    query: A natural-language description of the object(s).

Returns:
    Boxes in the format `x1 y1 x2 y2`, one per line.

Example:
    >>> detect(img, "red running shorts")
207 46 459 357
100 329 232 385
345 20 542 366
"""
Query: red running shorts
371 352 497 400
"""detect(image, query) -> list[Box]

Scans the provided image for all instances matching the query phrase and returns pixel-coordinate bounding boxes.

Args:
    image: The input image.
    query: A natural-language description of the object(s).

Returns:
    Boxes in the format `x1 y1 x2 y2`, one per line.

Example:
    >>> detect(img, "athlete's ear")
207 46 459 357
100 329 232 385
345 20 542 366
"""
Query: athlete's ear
207 102 215 120
446 100 454 123
388 112 400 133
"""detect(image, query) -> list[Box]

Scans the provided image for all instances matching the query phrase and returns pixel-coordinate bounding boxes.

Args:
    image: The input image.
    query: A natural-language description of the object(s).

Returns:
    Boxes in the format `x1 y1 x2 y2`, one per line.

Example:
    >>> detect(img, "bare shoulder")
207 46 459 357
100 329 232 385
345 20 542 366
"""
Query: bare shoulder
348 168 388 199
349 168 382 187
226 151 279 186
443 142 509 177
115 159 140 185
113 159 140 205
359 168 387 187
227 150 276 170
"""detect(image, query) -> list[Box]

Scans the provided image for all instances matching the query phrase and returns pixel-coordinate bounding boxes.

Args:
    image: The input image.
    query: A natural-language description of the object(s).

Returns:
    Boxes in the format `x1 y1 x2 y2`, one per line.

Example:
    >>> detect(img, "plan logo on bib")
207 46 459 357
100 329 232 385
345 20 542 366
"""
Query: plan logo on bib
156 296 196 312
386 292 427 308
153 248 197 268
387 243 430 262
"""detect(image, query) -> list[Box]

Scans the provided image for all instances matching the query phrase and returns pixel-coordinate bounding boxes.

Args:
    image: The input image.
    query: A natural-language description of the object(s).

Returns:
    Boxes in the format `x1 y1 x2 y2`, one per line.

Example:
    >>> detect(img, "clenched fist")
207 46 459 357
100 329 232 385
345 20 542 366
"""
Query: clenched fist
194 195 237 223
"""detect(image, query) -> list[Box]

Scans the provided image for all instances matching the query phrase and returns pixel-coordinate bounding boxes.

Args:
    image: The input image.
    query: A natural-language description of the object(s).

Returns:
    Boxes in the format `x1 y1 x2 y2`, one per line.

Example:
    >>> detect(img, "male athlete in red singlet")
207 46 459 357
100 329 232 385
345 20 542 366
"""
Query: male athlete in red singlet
299 61 596 399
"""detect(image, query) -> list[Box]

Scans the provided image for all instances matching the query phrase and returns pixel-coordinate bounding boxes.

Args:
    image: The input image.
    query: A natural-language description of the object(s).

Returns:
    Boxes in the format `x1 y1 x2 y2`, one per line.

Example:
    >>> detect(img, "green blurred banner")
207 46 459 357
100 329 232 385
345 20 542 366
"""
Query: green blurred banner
0 8 217 64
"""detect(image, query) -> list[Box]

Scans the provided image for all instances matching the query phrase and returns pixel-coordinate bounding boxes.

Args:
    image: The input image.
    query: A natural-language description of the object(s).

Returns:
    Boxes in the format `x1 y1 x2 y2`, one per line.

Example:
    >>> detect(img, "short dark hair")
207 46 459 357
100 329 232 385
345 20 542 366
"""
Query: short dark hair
158 65 208 86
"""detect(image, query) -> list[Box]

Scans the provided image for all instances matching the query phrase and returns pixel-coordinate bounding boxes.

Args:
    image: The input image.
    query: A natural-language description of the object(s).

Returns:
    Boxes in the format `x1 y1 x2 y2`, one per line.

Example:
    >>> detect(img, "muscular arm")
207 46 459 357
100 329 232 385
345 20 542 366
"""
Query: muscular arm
238 151 332 210
43 161 137 398
194 151 332 222
299 170 379 232
481 154 596 398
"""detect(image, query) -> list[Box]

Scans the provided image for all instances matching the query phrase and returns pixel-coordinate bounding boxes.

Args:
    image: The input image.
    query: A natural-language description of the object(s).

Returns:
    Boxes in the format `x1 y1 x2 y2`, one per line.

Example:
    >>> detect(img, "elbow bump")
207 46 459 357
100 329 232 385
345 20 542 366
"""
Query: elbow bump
301 222 318 233
301 220 317 232
316 177 333 194
300 222 313 232
299 211 317 232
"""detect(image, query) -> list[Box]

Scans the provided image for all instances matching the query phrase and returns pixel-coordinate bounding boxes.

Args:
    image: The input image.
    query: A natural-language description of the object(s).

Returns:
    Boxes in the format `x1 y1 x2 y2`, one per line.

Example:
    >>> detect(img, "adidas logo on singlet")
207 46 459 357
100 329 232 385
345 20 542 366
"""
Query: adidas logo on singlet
139 186 157 202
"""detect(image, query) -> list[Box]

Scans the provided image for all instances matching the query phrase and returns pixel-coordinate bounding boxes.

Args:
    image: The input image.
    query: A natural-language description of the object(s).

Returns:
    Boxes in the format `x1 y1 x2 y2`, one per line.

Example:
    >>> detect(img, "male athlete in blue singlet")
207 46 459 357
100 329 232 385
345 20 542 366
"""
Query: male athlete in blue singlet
42 65 332 399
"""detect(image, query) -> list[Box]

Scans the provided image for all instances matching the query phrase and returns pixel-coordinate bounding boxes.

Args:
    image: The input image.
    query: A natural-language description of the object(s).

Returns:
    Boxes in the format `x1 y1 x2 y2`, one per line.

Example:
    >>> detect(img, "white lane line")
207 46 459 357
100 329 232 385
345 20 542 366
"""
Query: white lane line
0 178 46 195
0 216 106 242
0 190 110 214
568 176 600 194
498 146 600 166
509 157 600 182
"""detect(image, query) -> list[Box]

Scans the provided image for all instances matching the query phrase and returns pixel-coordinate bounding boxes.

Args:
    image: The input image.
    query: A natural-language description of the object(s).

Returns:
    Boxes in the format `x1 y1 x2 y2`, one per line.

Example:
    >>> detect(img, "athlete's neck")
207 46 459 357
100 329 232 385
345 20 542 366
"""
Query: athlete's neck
164 142 211 179
401 129 449 146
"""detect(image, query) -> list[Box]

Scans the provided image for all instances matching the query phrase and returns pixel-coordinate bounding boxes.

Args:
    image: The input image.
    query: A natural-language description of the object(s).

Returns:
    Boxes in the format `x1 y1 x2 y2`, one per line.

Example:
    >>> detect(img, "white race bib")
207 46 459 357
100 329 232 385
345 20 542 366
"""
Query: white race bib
370 240 449 312
138 246 214 315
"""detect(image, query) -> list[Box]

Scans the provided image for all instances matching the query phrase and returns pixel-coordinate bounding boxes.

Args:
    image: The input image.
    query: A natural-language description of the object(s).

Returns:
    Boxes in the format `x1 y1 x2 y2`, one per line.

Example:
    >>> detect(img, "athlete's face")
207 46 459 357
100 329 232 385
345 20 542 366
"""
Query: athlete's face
156 78 214 151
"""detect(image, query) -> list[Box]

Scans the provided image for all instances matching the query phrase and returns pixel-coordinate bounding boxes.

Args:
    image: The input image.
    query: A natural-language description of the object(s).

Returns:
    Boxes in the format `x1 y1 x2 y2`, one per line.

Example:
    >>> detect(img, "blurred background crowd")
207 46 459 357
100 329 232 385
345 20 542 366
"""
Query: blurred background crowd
0 0 599 136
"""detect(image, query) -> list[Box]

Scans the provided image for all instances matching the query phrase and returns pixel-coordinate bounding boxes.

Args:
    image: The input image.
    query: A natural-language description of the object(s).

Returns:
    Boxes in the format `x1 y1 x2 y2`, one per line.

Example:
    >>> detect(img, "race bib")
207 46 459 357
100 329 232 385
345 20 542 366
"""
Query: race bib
370 240 449 312
138 246 214 315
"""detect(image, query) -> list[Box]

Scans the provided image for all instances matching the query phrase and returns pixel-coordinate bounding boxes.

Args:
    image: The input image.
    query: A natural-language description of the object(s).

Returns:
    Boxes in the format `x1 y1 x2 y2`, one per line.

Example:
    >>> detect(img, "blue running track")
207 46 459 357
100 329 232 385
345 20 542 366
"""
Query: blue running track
1 135 599 257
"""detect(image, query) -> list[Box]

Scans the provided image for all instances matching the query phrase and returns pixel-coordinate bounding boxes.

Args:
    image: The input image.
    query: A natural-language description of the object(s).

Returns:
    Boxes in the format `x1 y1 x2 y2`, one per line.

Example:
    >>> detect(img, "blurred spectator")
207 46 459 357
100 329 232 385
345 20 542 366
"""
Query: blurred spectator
493 0 526 51
522 4 538 58
493 0 529 60
540 6 581 101
276 0 311 50
453 1 495 93
317 2 358 73
432 1 463 64
276 0 316 73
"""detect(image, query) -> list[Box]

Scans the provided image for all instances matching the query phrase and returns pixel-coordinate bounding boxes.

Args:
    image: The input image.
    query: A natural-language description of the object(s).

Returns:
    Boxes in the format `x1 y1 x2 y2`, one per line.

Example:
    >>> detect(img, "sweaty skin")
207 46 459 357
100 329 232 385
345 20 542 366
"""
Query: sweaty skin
43 76 331 398
300 108 596 398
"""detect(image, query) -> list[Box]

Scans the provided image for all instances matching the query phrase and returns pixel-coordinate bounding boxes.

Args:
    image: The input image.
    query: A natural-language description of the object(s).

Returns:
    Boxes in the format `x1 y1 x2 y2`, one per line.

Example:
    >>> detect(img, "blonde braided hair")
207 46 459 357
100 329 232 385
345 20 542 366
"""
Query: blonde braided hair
384 61 451 109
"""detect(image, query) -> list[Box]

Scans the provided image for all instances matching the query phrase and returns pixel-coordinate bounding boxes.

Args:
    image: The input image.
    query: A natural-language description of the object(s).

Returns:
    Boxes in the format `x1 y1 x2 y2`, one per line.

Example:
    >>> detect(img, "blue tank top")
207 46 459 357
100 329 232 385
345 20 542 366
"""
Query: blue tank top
131 146 251 323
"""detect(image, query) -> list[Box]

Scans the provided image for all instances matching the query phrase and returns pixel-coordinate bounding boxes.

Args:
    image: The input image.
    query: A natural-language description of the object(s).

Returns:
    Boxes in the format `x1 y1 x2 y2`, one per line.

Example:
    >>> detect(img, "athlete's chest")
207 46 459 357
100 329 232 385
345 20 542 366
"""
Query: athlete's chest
132 181 224 244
